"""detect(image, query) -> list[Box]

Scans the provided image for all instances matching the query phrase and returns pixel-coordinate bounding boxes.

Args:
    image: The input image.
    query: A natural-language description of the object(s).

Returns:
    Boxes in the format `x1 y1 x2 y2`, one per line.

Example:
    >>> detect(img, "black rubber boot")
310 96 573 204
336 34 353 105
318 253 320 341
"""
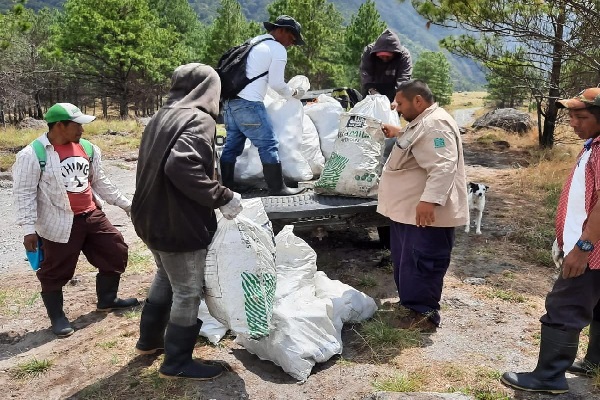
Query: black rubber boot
568 320 600 376
158 321 224 380
96 273 140 311
135 300 171 355
41 291 74 337
262 163 305 196
220 160 251 193
501 325 580 394
219 160 236 189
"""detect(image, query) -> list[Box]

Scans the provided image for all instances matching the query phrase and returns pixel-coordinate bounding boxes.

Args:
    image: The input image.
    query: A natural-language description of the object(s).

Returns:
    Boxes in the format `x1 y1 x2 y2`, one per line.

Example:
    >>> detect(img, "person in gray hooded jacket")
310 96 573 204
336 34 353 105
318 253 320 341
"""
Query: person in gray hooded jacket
131 63 242 380
360 28 413 103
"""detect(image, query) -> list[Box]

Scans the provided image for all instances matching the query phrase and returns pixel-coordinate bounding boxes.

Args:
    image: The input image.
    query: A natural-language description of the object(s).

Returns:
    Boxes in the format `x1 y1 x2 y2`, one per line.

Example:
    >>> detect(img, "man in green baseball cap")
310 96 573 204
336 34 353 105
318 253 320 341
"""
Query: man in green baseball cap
12 102 138 338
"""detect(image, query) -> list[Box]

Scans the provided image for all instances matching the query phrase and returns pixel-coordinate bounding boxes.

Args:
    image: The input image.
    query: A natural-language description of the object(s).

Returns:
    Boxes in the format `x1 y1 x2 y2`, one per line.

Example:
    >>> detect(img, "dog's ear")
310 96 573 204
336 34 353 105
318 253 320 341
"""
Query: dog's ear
485 185 490 191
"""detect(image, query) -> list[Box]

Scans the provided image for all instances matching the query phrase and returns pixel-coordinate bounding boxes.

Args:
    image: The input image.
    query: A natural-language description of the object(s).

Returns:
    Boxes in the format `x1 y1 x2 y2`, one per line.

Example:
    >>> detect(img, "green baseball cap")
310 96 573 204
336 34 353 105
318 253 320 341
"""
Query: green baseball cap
44 103 96 124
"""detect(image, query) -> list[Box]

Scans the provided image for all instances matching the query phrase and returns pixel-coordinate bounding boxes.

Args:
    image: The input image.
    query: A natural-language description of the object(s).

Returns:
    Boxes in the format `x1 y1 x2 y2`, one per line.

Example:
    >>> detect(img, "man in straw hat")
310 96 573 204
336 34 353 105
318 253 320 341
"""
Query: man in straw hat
219 15 307 196
502 88 600 394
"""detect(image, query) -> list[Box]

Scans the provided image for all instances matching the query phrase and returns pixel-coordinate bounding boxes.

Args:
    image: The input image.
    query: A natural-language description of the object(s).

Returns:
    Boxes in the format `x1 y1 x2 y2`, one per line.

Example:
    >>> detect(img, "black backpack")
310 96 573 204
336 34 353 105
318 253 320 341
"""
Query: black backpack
216 37 274 100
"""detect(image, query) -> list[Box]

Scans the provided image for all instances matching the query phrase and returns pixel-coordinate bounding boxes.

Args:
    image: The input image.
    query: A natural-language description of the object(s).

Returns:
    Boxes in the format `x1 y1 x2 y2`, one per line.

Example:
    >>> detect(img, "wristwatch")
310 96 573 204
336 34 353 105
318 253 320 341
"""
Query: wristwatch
575 239 594 252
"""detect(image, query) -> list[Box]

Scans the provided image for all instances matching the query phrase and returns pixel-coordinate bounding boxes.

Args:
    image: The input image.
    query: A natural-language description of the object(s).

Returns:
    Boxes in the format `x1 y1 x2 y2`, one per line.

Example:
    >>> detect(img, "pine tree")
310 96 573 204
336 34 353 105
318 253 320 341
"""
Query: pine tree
412 52 453 106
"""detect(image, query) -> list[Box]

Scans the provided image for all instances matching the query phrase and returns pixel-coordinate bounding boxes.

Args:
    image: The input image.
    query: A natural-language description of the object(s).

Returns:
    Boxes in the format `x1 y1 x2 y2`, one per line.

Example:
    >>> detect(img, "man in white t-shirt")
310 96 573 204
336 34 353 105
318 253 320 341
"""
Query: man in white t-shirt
220 15 306 196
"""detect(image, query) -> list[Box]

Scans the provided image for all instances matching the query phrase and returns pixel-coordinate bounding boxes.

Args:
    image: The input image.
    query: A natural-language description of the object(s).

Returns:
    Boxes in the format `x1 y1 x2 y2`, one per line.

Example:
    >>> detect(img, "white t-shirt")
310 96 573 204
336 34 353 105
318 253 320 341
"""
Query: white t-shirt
237 34 294 102
563 148 591 255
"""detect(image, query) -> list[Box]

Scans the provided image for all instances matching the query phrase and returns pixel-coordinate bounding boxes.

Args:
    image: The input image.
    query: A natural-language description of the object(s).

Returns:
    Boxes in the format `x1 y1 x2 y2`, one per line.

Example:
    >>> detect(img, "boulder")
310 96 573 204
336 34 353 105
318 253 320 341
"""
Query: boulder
17 117 47 130
472 108 533 134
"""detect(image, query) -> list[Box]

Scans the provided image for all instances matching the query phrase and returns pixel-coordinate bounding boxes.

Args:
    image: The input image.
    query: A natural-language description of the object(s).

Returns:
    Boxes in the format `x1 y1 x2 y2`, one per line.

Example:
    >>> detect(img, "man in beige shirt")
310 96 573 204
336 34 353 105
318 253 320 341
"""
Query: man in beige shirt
378 80 468 330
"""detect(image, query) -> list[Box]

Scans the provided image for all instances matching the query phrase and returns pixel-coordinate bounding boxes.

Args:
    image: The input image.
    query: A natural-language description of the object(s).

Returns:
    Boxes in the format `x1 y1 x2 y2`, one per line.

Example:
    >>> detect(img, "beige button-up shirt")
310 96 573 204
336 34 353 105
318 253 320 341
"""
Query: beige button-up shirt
377 103 469 227
12 133 132 243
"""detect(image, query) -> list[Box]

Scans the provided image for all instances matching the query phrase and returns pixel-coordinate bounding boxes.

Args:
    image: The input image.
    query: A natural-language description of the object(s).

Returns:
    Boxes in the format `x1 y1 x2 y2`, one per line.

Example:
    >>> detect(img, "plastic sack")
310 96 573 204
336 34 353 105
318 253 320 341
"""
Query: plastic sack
304 94 344 160
314 113 386 198
204 198 276 339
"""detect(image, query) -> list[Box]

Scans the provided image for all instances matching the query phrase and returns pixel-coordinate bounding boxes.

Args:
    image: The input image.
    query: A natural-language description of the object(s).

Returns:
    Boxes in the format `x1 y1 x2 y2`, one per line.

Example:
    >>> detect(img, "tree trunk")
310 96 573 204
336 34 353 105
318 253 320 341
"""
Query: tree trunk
540 6 565 149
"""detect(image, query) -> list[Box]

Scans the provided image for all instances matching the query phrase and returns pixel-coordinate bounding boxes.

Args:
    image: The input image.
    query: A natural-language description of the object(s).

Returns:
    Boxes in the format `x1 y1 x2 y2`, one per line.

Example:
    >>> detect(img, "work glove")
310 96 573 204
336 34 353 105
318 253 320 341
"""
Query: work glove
219 192 243 220
292 88 306 99
368 88 380 95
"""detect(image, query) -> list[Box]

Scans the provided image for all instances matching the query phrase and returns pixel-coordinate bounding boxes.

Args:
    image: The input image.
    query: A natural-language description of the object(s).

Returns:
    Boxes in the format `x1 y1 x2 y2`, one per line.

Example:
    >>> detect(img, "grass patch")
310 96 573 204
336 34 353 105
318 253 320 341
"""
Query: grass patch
122 309 142 320
11 358 52 379
487 289 526 303
454 386 511 400
125 249 154 275
357 274 377 288
372 373 423 392
0 288 41 316
357 315 423 361
96 340 118 349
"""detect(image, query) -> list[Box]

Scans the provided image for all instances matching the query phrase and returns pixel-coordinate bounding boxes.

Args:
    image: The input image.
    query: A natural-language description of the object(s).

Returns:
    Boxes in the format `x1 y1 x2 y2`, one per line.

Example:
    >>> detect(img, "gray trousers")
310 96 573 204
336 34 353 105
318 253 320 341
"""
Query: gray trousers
147 249 207 327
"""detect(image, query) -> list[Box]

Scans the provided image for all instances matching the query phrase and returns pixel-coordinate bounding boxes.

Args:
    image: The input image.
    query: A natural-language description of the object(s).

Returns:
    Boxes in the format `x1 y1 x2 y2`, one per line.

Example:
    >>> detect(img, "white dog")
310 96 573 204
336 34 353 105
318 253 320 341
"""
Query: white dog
465 182 489 234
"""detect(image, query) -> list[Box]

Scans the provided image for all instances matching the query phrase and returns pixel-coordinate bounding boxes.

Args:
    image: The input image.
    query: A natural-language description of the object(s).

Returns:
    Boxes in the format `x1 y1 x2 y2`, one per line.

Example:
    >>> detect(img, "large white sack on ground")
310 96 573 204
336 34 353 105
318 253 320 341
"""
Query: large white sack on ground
198 301 228 344
314 270 378 342
274 225 317 299
235 286 342 382
350 94 401 125
265 79 313 182
304 94 344 160
314 113 385 198
204 198 276 339
301 115 325 177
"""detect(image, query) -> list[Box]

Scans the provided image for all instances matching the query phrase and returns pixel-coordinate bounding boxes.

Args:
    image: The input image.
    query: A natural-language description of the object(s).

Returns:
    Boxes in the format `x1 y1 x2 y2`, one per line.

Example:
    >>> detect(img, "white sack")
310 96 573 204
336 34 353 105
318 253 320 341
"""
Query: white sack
204 198 276 339
198 301 228 344
301 115 325 177
274 225 317 299
234 140 263 182
266 80 313 181
235 286 341 382
304 94 344 160
314 113 385 198
350 94 401 125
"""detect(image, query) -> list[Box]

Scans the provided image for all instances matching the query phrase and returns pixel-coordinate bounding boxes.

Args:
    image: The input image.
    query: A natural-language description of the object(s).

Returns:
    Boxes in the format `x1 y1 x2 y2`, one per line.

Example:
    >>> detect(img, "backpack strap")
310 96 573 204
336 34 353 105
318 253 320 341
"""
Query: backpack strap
247 37 274 82
30 139 47 172
79 138 94 162
29 138 94 172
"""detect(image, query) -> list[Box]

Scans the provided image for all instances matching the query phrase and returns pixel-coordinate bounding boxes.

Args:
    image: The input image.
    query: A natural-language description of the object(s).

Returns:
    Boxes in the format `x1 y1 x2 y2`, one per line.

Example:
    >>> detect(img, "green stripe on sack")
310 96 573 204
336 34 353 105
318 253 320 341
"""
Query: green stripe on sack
242 272 276 339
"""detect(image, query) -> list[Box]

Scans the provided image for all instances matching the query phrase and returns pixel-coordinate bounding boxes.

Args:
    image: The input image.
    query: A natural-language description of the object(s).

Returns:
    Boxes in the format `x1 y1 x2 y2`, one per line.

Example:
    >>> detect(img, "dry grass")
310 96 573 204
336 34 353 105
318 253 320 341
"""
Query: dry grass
0 119 143 171
446 91 489 112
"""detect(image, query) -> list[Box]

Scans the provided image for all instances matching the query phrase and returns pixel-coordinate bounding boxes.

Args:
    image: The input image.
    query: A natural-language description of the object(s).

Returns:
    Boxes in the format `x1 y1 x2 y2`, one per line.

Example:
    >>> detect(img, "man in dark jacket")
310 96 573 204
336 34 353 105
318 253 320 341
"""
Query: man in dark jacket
131 63 242 381
360 28 413 103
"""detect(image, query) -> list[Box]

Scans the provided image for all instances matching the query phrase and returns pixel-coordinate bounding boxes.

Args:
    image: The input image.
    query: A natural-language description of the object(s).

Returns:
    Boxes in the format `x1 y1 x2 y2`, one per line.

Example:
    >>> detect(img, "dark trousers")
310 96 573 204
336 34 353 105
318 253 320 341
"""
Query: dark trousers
390 222 455 325
37 209 128 292
540 268 600 331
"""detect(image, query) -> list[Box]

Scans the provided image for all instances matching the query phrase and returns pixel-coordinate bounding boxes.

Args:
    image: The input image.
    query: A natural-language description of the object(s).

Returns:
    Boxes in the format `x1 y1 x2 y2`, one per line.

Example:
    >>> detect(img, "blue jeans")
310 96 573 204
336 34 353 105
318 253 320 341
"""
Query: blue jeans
147 249 206 327
221 98 279 164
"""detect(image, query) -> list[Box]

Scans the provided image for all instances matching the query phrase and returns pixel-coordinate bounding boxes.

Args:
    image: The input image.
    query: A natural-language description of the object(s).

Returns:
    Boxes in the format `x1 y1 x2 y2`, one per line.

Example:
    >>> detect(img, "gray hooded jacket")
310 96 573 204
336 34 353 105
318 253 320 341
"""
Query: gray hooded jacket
360 29 413 101
131 63 233 252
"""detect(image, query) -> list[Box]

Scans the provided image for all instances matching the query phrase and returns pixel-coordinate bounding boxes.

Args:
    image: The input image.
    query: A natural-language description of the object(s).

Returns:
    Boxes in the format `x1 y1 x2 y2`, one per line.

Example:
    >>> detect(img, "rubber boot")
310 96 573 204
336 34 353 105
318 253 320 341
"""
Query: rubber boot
568 320 600 376
135 300 171 355
96 273 140 311
158 321 223 380
501 325 580 394
262 163 305 196
219 160 236 189
41 290 74 337
220 160 251 193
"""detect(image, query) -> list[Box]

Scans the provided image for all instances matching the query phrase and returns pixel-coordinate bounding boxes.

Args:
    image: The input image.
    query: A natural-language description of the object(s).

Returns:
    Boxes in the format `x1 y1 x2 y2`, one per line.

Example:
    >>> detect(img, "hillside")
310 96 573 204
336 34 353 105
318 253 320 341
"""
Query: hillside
1 0 486 90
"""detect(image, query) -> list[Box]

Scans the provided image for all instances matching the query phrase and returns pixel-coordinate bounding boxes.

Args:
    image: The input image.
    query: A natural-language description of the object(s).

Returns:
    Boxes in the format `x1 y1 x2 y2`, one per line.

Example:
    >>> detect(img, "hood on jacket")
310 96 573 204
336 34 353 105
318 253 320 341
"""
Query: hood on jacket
370 29 404 54
165 63 221 120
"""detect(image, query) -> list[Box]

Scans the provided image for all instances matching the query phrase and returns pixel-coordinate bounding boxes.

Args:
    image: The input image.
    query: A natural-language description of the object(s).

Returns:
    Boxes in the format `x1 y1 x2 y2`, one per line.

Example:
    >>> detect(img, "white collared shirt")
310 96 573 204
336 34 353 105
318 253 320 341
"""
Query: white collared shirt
12 133 131 243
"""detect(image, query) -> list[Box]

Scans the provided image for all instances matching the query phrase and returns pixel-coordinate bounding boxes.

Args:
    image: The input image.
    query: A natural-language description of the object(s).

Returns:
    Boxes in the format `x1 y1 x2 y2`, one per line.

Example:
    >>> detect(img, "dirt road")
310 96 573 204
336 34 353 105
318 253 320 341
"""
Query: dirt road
0 133 597 399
